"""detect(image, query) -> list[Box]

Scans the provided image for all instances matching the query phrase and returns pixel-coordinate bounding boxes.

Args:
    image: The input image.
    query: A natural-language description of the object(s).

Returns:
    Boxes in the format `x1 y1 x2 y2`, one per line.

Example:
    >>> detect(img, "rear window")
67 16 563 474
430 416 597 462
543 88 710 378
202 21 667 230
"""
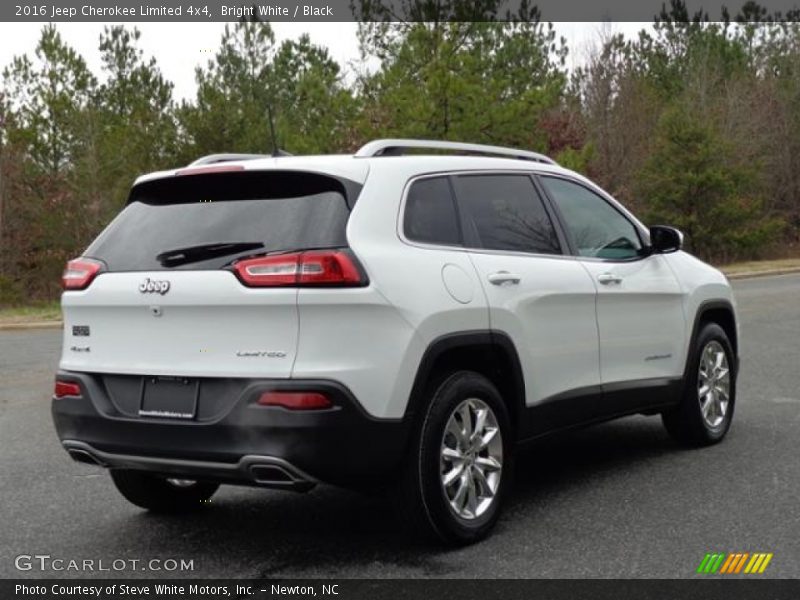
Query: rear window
85 171 356 271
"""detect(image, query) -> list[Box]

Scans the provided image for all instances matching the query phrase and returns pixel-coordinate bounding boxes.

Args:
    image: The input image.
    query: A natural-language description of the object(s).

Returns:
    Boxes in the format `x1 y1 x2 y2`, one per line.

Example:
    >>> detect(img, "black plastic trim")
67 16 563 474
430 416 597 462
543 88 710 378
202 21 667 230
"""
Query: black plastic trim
52 371 409 487
404 330 527 426
129 170 363 210
406 331 684 443
518 377 683 442
63 440 318 492
687 299 739 375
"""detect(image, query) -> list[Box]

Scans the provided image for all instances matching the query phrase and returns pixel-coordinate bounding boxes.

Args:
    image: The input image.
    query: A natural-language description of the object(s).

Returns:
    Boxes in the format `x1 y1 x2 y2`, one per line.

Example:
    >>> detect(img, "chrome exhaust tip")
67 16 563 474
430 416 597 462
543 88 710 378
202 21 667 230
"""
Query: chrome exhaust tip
66 447 104 467
247 462 316 492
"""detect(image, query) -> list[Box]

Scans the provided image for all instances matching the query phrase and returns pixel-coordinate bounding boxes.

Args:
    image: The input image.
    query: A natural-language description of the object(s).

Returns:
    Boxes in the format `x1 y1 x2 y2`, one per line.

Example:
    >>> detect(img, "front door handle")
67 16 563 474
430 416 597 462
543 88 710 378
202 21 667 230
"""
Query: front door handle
488 271 521 286
597 272 623 285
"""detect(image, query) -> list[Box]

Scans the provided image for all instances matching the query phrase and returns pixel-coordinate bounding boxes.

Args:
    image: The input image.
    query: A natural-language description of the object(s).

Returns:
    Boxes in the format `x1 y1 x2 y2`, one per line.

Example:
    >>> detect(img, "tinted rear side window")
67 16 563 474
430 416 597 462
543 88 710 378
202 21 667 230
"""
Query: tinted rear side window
85 171 354 271
453 174 561 254
403 177 461 246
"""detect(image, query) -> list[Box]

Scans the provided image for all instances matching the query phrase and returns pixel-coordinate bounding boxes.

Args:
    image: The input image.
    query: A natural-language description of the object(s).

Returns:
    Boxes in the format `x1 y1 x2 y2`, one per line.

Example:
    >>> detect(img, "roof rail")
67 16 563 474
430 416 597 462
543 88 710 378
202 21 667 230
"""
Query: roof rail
354 139 557 165
188 153 268 167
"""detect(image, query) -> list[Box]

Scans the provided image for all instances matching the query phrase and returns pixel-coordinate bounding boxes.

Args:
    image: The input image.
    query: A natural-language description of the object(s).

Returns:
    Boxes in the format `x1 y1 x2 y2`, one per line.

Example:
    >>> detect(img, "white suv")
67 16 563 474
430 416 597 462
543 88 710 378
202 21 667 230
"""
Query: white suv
53 139 738 544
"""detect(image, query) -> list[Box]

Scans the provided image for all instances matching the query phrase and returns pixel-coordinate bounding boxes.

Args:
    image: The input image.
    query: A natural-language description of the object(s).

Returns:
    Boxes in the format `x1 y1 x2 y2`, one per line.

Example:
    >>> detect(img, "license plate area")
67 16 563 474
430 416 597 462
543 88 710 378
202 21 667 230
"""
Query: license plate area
139 376 198 420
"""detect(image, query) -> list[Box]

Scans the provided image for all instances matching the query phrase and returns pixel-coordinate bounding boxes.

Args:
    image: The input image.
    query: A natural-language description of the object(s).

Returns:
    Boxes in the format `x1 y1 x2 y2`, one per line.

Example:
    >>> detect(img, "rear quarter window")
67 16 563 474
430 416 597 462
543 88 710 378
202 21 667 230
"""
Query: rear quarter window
403 177 461 246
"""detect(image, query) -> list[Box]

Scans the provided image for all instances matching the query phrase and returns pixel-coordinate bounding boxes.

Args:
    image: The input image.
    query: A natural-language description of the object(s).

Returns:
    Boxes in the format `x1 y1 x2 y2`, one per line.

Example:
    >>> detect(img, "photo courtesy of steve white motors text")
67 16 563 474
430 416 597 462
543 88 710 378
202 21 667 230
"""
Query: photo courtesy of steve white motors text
14 583 340 597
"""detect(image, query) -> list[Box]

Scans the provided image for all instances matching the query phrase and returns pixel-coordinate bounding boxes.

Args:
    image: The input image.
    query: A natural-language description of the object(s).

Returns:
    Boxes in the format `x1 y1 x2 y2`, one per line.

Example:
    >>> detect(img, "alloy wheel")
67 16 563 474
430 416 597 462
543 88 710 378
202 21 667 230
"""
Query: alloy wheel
439 398 503 520
698 340 731 429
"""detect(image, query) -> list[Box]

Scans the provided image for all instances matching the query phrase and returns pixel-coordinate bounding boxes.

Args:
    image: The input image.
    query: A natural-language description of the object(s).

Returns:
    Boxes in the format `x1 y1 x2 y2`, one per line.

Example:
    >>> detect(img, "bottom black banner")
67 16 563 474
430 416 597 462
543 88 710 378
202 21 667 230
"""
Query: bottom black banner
4 579 800 600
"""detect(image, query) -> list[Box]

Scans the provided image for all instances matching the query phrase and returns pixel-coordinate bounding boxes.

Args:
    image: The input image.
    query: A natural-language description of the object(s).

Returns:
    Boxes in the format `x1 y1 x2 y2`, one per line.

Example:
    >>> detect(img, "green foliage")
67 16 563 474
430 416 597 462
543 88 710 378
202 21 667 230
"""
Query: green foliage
96 26 177 170
271 35 359 153
636 108 783 262
352 0 545 22
554 143 594 175
89 26 178 223
2 25 96 176
1 25 178 300
180 21 356 157
573 3 797 252
2 11 800 304
180 21 278 155
357 20 566 149
1 26 98 299
0 274 23 306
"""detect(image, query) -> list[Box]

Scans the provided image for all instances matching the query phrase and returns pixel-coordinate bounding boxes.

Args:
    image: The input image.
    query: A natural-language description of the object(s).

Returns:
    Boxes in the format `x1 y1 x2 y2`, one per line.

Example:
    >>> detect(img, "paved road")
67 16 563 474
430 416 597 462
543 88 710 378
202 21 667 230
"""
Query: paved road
1 274 799 579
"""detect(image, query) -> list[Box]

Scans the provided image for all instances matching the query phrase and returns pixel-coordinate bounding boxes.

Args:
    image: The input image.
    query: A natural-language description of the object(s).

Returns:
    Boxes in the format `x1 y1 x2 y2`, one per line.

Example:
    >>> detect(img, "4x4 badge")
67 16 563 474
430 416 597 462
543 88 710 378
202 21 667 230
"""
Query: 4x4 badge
139 278 170 295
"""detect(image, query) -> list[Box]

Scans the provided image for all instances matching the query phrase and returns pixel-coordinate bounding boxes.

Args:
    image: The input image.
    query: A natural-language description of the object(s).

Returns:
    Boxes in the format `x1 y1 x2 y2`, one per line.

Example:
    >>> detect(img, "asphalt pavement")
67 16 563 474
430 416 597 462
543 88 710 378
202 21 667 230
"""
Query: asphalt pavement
1 274 799 579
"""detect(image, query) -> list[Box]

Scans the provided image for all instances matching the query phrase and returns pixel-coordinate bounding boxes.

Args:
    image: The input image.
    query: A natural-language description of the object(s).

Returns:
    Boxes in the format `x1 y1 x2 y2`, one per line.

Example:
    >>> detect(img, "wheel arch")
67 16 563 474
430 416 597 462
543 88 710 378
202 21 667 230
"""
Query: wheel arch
405 331 526 438
689 300 739 374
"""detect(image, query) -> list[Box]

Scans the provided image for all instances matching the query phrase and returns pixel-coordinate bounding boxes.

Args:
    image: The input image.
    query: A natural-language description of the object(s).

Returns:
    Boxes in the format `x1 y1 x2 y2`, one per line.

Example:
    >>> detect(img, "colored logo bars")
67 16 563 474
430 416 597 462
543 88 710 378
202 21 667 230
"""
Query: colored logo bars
697 552 773 574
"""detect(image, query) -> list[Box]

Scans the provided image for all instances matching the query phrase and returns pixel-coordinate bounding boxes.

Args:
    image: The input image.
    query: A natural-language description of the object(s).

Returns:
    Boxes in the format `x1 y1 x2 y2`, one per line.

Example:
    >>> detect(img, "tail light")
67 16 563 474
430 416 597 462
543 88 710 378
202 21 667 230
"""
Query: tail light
54 380 82 398
257 391 333 410
62 258 103 290
233 250 366 288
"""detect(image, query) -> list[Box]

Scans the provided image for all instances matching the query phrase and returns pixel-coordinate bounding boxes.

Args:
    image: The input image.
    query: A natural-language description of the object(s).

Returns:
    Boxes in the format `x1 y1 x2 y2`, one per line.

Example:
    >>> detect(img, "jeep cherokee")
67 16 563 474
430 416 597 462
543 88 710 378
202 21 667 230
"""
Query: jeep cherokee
53 139 739 544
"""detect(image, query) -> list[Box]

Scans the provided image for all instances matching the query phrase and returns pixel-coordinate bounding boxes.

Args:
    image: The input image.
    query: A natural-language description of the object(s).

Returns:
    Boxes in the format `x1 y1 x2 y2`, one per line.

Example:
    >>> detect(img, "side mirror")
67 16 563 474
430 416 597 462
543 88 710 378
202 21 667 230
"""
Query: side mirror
649 225 683 254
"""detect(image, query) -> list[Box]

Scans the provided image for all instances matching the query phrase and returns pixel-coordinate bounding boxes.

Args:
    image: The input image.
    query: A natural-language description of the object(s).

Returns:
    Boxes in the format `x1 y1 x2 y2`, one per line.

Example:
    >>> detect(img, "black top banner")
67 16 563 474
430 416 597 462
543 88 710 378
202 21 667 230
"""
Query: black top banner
2 0 800 22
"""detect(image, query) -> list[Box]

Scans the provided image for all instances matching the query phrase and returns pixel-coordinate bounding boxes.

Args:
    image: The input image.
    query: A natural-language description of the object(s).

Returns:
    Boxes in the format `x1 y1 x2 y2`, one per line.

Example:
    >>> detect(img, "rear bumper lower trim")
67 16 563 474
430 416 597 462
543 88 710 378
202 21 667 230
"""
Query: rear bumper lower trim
62 440 317 492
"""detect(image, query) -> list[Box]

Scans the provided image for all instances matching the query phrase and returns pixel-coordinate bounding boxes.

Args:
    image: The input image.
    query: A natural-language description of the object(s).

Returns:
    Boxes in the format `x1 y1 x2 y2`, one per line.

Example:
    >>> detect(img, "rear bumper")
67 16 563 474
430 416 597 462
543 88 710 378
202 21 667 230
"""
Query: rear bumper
52 370 410 488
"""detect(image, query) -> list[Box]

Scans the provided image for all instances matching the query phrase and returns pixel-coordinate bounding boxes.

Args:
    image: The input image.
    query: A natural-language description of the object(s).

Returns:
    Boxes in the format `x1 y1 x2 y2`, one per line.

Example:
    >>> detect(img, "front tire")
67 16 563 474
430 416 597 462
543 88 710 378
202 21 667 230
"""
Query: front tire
397 371 513 545
111 470 219 513
662 322 736 446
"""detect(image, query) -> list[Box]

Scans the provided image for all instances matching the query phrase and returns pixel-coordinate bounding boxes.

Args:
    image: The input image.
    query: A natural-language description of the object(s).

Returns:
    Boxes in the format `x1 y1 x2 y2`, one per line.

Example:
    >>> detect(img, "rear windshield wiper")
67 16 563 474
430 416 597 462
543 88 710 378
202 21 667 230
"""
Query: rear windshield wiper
156 242 265 268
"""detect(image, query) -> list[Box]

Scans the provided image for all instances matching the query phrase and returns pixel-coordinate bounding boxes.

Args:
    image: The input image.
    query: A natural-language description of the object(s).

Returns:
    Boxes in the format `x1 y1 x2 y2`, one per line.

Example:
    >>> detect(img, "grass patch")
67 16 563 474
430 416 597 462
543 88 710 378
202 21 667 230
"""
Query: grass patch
0 301 61 324
720 257 800 276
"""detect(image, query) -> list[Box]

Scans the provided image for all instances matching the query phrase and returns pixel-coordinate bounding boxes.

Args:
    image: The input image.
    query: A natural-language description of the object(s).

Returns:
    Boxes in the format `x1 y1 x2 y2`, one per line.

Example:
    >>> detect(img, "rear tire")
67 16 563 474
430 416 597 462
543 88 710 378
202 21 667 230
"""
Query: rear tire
662 322 736 446
397 371 513 545
110 470 219 513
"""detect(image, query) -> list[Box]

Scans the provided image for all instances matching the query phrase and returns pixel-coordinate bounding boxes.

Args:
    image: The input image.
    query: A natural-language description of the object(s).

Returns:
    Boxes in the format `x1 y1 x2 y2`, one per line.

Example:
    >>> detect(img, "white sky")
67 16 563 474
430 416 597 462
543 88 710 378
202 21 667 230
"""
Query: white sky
0 22 648 101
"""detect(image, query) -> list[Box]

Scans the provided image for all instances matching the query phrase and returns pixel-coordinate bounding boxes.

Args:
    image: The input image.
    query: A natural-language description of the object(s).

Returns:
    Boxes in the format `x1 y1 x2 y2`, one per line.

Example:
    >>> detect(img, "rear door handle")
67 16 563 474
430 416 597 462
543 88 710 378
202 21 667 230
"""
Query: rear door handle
488 271 521 286
597 273 623 285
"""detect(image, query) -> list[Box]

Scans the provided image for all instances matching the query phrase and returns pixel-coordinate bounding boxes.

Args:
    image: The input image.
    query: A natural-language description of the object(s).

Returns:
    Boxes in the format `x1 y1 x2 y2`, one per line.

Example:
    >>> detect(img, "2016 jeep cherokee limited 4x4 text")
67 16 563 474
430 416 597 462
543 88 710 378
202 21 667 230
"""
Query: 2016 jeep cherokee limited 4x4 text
53 139 739 544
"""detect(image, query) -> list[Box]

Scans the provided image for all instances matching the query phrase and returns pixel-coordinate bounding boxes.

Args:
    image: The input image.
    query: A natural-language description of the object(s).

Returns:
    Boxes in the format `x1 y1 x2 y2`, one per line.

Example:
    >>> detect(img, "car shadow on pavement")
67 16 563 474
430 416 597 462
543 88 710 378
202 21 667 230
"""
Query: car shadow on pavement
511 415 680 495
103 416 684 578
